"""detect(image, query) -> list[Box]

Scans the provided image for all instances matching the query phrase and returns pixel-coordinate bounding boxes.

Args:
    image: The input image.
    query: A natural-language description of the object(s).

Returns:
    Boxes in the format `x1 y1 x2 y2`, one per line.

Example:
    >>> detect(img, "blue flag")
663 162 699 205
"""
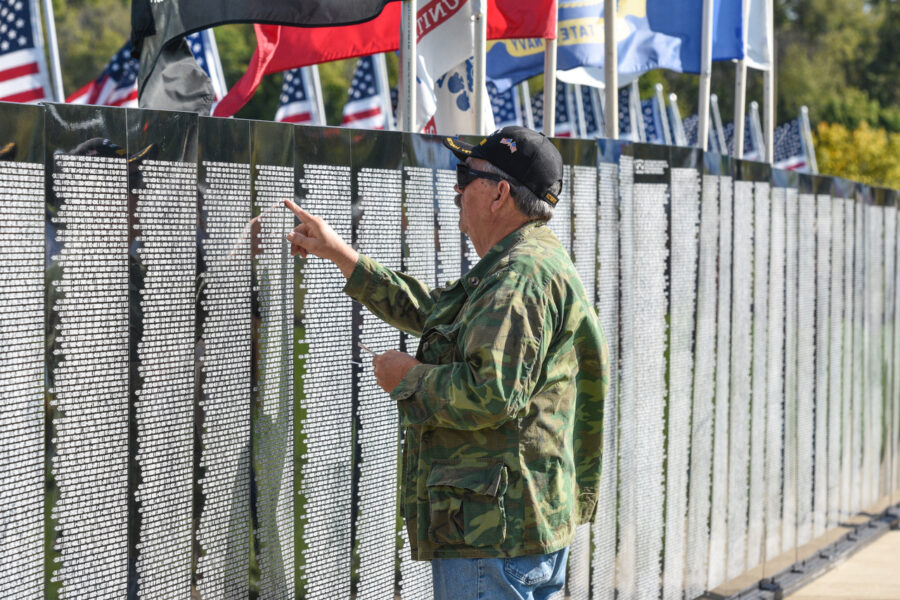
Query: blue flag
487 0 744 92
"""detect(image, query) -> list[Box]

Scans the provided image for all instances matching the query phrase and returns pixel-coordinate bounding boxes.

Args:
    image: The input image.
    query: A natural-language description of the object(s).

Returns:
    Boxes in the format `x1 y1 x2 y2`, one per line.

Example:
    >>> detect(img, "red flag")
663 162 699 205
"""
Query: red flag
487 0 556 40
213 0 555 118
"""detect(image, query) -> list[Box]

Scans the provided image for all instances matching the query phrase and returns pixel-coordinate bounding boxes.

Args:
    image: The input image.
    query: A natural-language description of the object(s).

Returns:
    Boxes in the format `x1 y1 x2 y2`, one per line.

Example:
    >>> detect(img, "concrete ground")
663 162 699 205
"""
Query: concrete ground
786 529 900 600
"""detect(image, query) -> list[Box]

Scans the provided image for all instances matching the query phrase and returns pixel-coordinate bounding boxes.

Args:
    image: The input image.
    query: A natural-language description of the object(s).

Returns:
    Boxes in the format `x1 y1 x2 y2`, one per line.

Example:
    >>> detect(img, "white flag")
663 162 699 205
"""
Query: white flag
431 58 496 136
745 0 772 70
413 0 479 131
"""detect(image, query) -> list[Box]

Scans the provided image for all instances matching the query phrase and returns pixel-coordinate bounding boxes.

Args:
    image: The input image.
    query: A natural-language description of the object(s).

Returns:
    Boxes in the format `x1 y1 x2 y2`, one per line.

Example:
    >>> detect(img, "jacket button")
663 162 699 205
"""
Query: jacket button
469 276 479 287
422 340 430 351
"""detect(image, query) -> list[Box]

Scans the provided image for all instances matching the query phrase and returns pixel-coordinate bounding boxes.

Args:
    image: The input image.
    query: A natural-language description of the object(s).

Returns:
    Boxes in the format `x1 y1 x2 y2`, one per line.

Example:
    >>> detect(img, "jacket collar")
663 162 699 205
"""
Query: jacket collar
461 221 544 296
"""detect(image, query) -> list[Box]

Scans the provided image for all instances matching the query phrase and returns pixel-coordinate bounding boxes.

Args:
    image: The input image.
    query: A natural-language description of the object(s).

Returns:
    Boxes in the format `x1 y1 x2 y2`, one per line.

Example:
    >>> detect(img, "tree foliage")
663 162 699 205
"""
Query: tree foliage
50 0 131 97
815 121 900 188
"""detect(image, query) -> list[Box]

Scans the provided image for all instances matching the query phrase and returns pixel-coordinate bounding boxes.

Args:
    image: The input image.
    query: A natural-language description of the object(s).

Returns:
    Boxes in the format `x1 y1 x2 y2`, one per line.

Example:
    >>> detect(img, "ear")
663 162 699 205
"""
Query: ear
490 179 512 214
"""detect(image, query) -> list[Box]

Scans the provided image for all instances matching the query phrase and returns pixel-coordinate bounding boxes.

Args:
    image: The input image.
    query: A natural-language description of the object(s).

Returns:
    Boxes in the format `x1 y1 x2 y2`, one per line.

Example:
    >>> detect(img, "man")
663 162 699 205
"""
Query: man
285 126 608 600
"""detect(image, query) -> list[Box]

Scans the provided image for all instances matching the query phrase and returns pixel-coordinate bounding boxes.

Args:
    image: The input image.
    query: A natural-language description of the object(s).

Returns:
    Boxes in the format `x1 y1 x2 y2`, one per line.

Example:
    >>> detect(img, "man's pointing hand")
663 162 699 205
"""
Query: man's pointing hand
284 199 359 278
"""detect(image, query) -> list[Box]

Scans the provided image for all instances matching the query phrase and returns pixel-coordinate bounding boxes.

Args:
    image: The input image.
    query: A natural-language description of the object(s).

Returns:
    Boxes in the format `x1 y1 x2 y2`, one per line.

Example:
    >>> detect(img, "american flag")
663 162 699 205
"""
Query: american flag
618 86 642 141
721 118 761 160
683 114 727 153
642 98 668 145
0 0 50 103
186 30 227 101
531 82 575 137
67 41 139 107
67 31 226 107
581 85 603 138
773 118 808 172
275 67 315 124
341 56 389 129
487 81 521 129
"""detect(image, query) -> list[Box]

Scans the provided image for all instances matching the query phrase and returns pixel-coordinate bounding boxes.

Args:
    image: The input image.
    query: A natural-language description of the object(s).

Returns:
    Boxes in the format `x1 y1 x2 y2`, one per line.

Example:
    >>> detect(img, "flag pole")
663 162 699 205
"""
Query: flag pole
374 54 395 130
763 71 774 162
520 81 535 129
309 65 327 126
710 93 727 153
733 0 751 158
697 0 714 150
38 0 64 101
204 29 228 95
749 100 764 158
630 79 645 142
473 0 488 135
655 83 672 145
595 87 607 133
542 40 558 136
733 61 747 158
573 85 587 138
604 0 617 139
400 0 417 132
589 86 603 138
762 0 775 162
668 93 687 146
799 106 818 174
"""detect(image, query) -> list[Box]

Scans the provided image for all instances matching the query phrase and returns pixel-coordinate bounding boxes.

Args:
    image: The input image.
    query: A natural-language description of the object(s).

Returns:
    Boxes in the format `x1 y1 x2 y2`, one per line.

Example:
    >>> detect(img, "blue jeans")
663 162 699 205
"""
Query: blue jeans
431 547 569 600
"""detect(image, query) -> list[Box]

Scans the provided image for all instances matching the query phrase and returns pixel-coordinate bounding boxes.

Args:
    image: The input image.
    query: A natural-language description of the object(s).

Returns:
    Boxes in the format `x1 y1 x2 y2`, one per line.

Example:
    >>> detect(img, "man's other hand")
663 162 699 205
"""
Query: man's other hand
372 350 420 394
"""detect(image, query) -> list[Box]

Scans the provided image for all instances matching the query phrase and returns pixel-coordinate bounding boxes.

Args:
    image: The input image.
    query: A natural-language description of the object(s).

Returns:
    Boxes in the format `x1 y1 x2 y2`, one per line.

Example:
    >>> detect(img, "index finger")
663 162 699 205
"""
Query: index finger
284 199 313 222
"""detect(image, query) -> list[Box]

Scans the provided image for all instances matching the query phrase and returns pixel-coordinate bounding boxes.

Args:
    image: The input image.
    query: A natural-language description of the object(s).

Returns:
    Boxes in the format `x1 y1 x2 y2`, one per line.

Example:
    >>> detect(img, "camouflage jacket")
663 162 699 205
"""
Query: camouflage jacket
343 221 609 560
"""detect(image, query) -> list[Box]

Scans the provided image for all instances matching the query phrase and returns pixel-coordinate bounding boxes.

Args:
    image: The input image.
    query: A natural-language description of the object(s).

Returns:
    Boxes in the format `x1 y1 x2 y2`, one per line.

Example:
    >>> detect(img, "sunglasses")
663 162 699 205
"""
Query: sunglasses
456 164 506 189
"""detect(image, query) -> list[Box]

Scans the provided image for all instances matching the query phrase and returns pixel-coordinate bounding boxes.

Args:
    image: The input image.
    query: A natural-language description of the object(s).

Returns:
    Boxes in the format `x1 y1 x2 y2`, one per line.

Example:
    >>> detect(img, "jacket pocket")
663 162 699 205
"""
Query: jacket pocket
426 459 508 547
418 322 460 364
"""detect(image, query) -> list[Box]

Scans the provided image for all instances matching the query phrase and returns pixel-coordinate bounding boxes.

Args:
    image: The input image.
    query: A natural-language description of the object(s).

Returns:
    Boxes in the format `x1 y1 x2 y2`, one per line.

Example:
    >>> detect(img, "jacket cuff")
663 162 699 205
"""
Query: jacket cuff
342 254 380 302
390 363 438 425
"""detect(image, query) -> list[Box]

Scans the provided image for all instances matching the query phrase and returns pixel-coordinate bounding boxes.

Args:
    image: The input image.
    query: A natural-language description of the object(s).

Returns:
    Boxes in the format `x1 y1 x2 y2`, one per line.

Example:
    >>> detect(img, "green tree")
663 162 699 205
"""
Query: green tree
50 0 131 97
815 121 900 187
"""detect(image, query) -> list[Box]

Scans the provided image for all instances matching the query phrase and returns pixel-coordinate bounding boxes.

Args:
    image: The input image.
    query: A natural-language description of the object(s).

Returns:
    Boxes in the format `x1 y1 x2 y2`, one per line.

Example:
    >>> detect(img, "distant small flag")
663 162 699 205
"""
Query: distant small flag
683 114 724 153
722 118 760 160
488 82 522 129
773 118 808 172
67 42 139 107
618 87 637 141
275 68 315 124
0 0 51 103
68 31 226 107
186 30 227 100
581 85 603 138
390 86 399 121
641 98 667 145
341 56 389 129
531 82 575 137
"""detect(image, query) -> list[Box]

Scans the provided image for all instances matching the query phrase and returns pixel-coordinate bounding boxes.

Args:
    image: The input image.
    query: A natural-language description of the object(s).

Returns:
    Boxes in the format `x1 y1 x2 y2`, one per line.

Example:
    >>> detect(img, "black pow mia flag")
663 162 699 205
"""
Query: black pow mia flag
131 0 399 114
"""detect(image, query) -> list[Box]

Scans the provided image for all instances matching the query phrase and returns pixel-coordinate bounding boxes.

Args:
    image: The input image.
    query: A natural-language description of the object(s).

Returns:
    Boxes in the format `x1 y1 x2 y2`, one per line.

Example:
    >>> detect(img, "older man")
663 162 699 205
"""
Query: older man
285 126 608 600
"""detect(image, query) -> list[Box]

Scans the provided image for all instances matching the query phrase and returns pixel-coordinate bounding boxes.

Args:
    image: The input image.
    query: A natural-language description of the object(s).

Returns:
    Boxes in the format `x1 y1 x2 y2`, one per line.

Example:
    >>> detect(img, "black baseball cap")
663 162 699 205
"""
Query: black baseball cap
442 126 563 206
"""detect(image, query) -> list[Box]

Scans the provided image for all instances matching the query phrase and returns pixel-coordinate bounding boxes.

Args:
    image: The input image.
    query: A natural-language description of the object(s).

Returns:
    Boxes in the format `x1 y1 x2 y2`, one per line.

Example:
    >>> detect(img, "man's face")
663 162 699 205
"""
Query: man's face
454 158 501 239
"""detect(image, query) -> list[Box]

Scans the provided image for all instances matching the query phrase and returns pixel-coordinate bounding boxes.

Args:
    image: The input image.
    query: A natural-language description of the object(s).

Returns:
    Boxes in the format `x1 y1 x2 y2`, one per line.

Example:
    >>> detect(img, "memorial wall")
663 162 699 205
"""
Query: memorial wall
1 102 899 600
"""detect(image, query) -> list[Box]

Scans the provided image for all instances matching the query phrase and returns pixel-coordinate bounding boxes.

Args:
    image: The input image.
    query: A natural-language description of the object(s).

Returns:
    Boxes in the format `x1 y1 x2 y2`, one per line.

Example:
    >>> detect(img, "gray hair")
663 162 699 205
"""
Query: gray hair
469 158 556 221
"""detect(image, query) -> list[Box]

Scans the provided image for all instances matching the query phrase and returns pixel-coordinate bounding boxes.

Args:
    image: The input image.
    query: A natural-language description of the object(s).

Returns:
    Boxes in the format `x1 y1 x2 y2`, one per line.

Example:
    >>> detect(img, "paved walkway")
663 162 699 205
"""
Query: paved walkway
786 528 900 600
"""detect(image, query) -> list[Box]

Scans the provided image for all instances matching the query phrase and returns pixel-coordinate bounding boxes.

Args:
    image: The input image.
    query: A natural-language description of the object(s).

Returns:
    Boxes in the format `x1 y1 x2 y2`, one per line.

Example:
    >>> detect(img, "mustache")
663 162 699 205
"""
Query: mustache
454 194 462 208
